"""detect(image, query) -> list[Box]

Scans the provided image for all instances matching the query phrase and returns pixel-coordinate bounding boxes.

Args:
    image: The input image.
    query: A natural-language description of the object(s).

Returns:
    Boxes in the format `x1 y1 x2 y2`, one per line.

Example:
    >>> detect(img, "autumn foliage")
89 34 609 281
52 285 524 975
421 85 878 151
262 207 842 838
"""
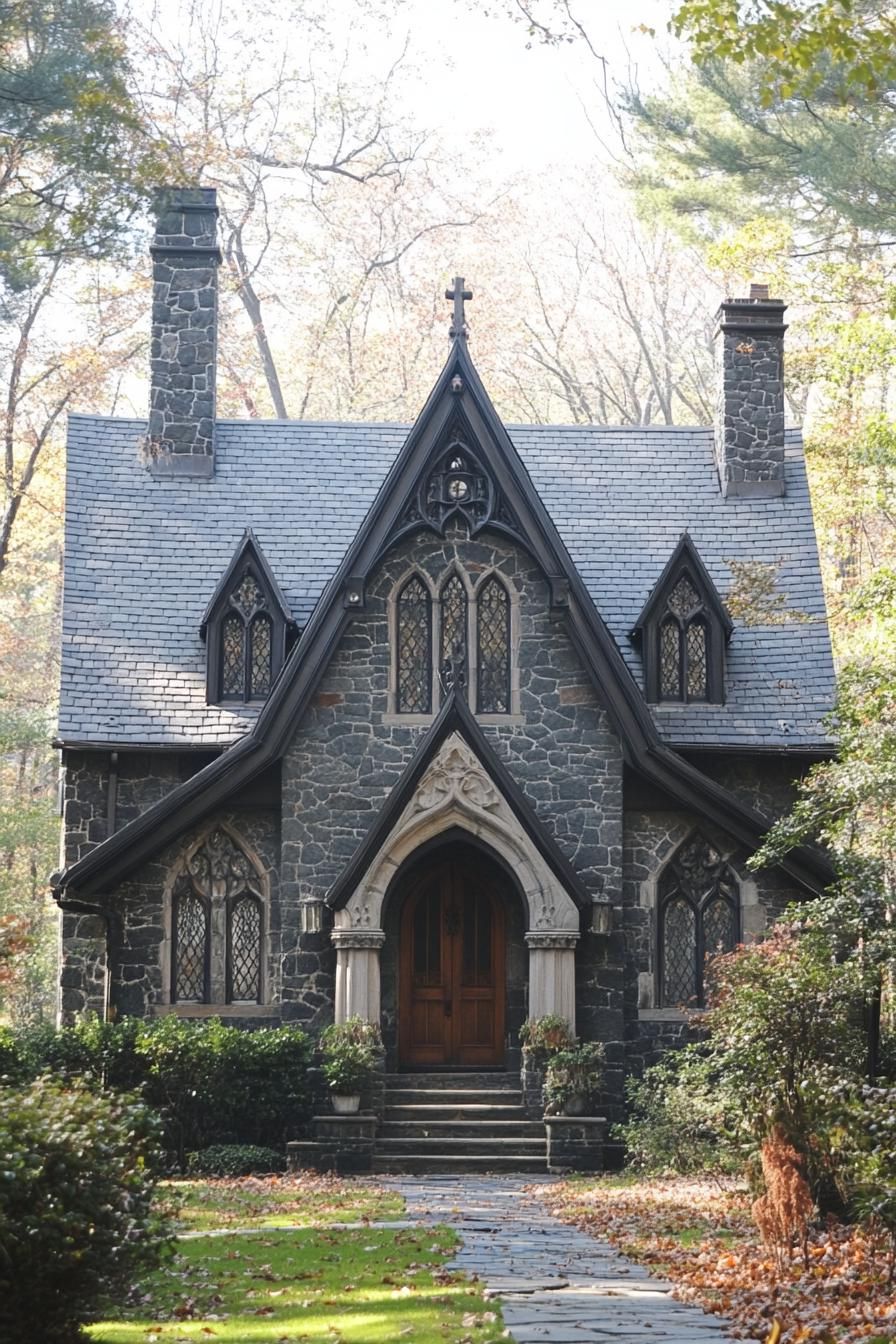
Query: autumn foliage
753 1128 814 1272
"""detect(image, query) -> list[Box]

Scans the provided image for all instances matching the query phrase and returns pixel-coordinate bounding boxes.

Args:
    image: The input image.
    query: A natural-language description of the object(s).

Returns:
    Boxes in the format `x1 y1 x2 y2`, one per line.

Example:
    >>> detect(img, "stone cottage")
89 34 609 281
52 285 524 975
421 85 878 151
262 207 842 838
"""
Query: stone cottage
52 187 835 1165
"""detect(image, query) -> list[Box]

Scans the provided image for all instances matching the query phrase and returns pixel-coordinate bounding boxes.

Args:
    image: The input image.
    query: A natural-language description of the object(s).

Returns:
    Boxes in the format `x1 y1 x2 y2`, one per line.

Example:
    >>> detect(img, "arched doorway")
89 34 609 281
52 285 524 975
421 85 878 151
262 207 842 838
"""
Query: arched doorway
397 845 508 1067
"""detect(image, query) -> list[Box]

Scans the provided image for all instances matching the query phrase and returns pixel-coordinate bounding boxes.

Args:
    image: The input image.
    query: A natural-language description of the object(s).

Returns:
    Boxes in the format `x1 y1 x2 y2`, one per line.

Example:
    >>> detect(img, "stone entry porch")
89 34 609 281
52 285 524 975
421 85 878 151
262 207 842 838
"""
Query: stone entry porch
287 1068 607 1175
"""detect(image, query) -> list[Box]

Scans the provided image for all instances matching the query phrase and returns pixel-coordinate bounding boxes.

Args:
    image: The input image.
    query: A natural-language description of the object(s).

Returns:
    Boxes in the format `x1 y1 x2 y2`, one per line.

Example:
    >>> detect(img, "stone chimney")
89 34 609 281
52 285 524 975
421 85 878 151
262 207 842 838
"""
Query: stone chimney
714 282 787 498
148 186 220 476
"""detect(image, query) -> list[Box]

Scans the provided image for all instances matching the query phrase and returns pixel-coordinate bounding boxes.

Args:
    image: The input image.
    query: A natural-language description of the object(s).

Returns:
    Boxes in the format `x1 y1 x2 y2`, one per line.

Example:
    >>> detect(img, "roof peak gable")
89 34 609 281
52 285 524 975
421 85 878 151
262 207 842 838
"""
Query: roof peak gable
633 533 733 638
326 687 590 912
199 529 294 636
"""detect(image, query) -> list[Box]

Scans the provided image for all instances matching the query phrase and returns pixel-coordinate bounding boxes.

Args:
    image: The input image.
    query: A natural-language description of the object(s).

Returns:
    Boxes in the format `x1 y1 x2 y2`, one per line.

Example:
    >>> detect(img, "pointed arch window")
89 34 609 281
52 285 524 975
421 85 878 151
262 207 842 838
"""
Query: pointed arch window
202 532 293 706
635 538 731 705
477 577 510 713
439 573 468 692
170 828 266 1006
658 834 739 1008
397 576 432 713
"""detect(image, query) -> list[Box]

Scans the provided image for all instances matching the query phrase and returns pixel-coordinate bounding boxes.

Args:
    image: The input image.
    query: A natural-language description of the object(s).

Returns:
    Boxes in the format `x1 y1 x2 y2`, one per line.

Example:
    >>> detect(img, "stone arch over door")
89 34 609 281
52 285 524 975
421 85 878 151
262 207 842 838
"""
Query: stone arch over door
331 734 580 1033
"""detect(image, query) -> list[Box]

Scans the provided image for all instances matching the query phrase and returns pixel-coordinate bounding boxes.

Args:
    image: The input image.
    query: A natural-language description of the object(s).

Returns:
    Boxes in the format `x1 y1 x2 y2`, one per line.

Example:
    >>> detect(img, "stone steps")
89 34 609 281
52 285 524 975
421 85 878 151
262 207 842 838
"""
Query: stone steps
372 1071 546 1174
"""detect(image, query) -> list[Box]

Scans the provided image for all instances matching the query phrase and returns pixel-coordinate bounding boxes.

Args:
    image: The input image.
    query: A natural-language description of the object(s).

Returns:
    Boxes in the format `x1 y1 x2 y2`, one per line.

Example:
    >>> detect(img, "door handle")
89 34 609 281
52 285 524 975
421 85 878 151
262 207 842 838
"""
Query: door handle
444 999 452 1017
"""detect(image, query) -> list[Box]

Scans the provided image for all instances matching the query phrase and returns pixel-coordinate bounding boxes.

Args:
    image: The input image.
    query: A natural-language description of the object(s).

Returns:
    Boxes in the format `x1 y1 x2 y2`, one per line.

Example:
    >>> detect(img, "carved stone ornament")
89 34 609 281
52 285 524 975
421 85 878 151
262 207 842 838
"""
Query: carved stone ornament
414 741 499 814
331 928 386 951
186 827 261 903
396 428 520 541
525 931 580 950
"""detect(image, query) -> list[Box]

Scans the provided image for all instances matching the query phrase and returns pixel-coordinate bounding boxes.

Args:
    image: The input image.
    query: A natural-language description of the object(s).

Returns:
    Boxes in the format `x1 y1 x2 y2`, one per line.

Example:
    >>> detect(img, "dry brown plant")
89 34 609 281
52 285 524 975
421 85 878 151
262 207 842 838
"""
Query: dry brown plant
752 1126 814 1272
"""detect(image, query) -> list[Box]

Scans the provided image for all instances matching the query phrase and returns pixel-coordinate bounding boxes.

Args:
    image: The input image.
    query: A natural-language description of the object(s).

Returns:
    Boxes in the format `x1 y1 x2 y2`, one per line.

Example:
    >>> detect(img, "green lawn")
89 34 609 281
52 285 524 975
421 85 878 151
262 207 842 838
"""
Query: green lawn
157 1174 404 1232
88 1177 504 1344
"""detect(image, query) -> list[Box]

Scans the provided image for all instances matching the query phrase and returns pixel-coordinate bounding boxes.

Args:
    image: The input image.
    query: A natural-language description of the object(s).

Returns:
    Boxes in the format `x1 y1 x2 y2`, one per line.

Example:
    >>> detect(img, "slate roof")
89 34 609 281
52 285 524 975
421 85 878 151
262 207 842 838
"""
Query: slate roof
59 414 836 751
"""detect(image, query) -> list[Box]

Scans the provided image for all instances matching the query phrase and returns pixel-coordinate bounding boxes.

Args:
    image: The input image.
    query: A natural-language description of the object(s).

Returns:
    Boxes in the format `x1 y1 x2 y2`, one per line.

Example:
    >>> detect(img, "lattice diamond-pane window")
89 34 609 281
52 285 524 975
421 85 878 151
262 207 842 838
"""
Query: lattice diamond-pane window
662 897 696 1006
668 575 700 618
704 896 736 957
686 620 708 699
249 614 272 696
229 896 262 1001
477 578 510 713
221 613 245 697
440 575 467 670
397 577 431 713
233 574 263 617
660 619 681 698
175 893 208 1002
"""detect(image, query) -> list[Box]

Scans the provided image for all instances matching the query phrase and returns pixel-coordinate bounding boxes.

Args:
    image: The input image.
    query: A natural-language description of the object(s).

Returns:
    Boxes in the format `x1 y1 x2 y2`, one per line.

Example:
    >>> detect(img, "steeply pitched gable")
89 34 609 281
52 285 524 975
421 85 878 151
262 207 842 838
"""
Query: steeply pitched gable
53 338 834 904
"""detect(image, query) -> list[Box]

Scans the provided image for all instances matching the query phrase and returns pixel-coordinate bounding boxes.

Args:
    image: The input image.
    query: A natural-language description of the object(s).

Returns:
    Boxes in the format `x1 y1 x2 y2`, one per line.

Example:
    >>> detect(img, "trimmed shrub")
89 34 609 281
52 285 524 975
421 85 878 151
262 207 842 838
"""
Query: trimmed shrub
2 1016 313 1170
187 1143 287 1176
0 1076 170 1343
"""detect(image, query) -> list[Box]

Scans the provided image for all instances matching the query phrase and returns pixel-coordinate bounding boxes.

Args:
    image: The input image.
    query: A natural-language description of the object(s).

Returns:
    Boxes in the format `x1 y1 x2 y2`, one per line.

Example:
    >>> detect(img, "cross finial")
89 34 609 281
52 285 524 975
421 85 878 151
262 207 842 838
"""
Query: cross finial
445 275 472 340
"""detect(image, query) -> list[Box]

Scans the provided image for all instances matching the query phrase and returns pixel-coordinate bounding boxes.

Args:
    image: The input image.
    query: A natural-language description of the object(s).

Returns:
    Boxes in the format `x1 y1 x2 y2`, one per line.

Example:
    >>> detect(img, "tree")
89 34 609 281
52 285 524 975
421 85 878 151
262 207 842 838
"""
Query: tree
0 0 161 290
131 0 487 420
670 0 896 103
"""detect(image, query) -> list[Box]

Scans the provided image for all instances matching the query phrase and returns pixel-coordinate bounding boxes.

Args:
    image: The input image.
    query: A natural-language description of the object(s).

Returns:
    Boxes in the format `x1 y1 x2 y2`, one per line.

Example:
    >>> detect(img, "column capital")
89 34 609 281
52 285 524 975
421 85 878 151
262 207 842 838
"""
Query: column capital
526 931 579 950
331 928 385 951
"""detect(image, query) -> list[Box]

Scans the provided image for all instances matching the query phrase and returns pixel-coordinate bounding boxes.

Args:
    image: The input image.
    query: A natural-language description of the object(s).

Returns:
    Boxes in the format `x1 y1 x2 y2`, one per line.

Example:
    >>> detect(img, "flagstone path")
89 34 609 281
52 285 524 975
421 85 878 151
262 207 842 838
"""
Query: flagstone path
388 1174 757 1343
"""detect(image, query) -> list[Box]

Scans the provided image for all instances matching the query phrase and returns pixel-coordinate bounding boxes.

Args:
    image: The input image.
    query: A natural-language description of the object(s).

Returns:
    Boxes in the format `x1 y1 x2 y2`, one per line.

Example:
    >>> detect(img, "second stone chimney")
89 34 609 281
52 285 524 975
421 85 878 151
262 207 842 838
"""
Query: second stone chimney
714 283 787 498
148 186 221 476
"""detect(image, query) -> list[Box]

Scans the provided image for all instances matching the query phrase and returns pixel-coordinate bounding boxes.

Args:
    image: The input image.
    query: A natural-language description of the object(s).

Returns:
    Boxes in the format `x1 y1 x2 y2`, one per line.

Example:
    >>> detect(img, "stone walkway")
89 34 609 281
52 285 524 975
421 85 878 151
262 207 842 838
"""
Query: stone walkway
389 1174 755 1343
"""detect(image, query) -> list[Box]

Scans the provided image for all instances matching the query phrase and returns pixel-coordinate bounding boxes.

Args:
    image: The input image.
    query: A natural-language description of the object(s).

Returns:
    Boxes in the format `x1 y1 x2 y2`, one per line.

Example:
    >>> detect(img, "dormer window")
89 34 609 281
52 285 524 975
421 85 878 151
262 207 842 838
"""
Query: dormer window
634 535 731 705
202 531 293 706
221 576 273 700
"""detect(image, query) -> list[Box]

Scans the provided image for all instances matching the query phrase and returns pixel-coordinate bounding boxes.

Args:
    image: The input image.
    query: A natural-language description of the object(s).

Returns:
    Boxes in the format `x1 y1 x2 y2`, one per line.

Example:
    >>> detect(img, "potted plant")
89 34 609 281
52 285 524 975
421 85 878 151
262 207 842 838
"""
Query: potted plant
544 1041 605 1116
519 1014 575 1065
519 1015 575 1117
319 1017 382 1114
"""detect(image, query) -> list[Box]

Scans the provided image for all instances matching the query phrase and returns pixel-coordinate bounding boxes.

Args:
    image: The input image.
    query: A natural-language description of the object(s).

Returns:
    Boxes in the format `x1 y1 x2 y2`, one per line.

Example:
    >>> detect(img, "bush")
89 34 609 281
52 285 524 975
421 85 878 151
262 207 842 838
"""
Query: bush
0 1076 170 1343
187 1143 287 1176
615 1047 744 1178
1 1016 313 1170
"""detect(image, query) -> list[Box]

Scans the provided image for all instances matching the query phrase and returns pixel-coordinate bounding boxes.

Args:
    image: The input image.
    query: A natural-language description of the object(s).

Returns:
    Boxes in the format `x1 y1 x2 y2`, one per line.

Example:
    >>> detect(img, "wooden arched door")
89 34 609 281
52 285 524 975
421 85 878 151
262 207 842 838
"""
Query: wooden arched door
398 851 506 1067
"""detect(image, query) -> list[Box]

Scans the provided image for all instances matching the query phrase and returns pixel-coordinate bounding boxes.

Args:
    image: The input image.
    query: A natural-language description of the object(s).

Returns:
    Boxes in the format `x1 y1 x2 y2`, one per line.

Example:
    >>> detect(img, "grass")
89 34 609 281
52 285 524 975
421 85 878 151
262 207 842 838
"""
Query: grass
157 1174 404 1233
88 1176 504 1344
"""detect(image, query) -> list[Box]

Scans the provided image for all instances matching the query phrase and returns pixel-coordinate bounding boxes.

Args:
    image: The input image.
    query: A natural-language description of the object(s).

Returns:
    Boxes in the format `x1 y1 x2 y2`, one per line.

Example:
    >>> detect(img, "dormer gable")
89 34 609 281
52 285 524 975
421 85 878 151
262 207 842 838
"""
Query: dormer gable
633 534 732 705
200 530 294 705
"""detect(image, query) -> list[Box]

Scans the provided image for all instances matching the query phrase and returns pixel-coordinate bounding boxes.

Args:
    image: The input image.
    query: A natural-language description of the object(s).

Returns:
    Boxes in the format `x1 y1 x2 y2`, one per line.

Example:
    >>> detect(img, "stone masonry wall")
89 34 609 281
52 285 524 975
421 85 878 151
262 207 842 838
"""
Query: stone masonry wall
622 755 809 1079
148 186 219 463
714 295 786 497
281 526 626 1064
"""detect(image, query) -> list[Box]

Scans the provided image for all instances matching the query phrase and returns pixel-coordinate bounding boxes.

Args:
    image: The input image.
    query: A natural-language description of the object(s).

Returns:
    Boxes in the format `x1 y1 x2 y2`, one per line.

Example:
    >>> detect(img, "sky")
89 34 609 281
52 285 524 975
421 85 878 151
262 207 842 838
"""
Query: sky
359 0 669 173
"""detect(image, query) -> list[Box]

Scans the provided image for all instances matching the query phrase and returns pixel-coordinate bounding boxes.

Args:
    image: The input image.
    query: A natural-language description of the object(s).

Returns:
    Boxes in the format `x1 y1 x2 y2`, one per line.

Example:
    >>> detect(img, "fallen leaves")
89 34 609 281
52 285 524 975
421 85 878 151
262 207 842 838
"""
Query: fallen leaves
538 1176 896 1343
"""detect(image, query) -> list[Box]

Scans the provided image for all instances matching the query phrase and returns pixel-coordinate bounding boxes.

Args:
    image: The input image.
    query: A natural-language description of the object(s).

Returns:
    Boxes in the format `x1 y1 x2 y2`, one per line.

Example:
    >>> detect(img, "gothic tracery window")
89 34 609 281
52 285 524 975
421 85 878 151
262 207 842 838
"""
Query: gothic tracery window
658 834 739 1008
203 534 292 707
171 828 265 1005
440 573 468 692
637 540 730 705
394 569 513 715
477 577 510 713
397 575 432 713
218 573 274 701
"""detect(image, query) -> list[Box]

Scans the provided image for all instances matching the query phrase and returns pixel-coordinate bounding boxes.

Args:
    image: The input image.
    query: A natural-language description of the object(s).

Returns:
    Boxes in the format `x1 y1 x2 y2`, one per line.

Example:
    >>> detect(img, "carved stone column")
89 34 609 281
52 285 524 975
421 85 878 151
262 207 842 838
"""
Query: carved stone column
332 928 385 1024
526 931 578 1031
